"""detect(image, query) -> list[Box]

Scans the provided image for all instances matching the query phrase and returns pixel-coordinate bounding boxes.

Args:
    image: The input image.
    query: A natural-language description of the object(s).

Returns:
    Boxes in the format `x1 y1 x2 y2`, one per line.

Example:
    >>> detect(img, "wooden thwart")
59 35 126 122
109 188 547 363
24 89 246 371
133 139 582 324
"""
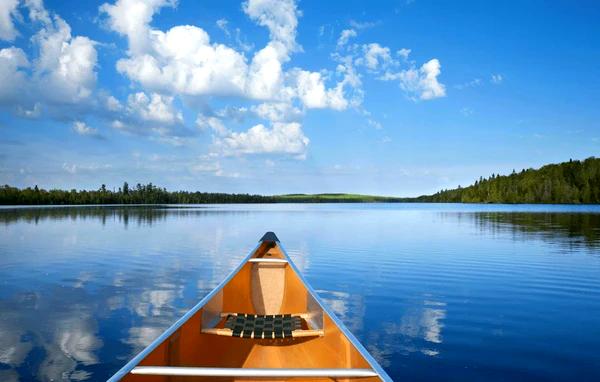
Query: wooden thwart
220 312 311 319
202 327 323 338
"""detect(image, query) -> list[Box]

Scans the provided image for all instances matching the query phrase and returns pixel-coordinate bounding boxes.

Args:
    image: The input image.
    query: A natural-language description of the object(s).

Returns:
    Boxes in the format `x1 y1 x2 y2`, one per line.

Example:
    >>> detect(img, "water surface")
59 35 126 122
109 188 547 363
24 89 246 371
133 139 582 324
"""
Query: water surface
1 204 600 381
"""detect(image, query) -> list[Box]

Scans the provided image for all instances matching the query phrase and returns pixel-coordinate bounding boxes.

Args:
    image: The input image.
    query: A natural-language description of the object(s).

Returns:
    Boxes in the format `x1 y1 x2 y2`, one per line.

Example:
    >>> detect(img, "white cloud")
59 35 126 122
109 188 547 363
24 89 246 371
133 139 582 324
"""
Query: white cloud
0 0 19 41
0 1 100 127
294 70 348 110
101 0 305 104
385 58 446 100
242 0 299 53
335 36 445 103
102 0 348 109
252 102 302 122
397 48 411 60
413 59 446 100
98 0 357 159
127 92 182 125
115 24 249 97
491 73 503 84
33 15 97 102
359 43 393 71
215 106 249 122
25 0 51 24
217 122 309 157
246 42 287 100
99 0 175 55
0 47 29 103
72 121 99 136
337 29 356 47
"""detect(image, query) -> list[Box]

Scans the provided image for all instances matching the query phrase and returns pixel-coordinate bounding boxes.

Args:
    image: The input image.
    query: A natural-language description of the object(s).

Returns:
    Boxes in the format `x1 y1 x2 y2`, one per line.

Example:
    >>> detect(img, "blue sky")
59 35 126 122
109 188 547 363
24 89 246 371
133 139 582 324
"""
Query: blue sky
0 0 599 196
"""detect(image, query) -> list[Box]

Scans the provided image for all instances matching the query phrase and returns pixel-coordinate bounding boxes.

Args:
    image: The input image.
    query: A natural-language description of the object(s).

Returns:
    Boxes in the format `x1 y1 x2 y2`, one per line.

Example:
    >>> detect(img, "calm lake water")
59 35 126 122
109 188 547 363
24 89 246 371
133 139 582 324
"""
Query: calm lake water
1 204 600 381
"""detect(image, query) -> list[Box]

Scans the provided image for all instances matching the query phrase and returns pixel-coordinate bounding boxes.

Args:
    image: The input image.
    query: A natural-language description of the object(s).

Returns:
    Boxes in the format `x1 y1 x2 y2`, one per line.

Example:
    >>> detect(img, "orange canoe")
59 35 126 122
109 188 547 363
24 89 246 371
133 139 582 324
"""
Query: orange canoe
109 232 392 381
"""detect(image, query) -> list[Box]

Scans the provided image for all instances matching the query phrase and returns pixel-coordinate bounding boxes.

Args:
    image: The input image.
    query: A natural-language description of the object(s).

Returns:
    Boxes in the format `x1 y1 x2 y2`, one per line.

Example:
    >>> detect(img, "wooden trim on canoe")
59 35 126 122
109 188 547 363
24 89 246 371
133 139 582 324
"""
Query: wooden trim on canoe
130 366 379 378
202 327 324 338
248 258 288 264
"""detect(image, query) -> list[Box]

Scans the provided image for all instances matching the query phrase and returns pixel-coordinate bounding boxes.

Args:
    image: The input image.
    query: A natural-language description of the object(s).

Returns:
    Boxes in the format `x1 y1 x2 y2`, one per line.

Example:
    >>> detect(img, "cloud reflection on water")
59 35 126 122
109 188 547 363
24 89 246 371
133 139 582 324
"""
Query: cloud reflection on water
366 298 447 367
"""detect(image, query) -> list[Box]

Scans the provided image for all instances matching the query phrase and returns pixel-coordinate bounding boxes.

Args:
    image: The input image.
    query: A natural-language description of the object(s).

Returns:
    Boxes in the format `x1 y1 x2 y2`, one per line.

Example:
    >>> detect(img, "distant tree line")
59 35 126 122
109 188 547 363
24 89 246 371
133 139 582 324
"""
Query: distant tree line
2 157 599 205
0 182 276 205
416 157 600 204
0 182 410 205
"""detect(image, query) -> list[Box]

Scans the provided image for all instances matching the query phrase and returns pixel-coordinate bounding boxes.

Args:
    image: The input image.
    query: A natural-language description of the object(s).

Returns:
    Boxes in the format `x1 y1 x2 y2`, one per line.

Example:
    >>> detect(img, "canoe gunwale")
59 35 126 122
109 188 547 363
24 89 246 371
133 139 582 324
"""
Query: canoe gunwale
130 366 379 377
106 242 262 382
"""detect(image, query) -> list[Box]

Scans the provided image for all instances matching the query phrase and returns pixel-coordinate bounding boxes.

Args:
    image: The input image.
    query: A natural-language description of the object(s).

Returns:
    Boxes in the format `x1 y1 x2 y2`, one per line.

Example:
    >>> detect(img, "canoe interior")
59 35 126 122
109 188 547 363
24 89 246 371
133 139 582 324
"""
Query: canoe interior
121 240 381 382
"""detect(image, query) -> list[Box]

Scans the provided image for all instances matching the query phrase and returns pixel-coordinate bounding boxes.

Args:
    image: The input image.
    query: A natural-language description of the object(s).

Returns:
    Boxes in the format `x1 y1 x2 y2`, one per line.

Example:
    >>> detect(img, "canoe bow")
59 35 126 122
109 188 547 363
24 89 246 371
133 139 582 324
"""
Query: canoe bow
109 232 392 381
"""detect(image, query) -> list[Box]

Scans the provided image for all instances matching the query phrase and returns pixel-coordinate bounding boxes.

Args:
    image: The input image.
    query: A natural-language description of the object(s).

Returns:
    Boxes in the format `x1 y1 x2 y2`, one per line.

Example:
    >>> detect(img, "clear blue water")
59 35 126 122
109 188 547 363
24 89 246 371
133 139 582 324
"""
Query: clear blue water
1 204 600 381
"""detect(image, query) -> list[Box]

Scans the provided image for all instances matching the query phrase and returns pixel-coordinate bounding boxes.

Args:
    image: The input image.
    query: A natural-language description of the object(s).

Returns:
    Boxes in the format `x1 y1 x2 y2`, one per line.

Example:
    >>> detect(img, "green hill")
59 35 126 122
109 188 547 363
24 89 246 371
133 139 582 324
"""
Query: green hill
273 193 406 203
415 157 600 204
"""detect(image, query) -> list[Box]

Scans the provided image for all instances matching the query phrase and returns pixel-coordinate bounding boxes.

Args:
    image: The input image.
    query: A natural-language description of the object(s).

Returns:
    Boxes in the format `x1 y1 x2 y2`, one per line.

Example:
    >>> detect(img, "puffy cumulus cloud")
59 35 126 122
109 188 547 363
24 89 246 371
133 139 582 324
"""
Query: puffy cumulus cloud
245 41 289 100
337 29 356 48
0 1 98 112
294 69 348 110
0 47 29 103
102 0 272 99
0 0 19 41
102 0 350 107
242 0 299 53
97 0 358 158
395 58 446 100
33 16 97 102
99 0 175 55
115 25 250 97
104 92 192 143
126 92 183 125
216 122 309 158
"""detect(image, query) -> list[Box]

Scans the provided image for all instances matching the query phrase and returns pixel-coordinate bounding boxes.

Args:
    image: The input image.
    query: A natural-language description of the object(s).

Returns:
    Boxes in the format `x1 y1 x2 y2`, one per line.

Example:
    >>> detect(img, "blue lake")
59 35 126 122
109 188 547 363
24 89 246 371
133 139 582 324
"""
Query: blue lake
1 204 600 381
